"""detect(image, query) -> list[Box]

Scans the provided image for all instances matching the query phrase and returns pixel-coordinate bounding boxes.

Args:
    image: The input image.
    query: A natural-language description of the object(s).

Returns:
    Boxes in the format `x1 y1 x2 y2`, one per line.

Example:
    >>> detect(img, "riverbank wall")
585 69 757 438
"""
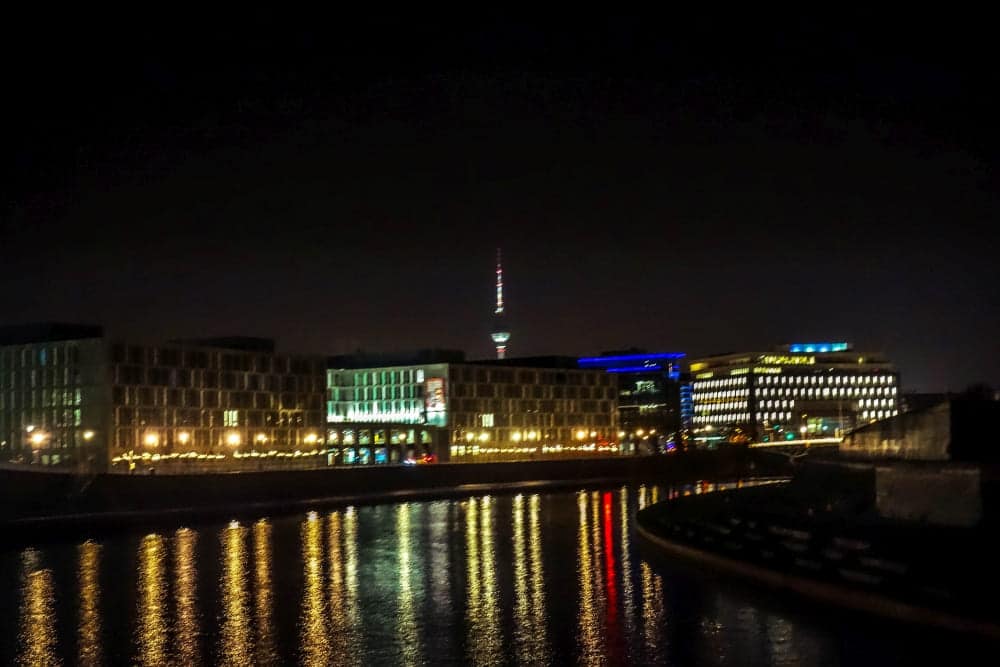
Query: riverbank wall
2 449 785 530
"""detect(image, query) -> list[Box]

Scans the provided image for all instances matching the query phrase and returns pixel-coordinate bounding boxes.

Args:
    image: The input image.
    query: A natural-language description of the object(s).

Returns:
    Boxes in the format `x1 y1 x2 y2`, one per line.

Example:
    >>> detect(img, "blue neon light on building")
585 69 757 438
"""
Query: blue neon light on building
788 342 849 353
578 352 686 366
605 365 664 373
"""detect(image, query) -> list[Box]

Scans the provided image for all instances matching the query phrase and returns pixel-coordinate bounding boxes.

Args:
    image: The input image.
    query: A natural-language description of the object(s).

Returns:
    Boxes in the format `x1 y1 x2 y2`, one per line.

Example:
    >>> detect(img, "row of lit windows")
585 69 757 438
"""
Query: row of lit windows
692 389 749 401
692 413 750 424
697 401 749 413
757 386 896 399
862 410 899 420
693 377 747 390
754 412 793 422
860 398 895 408
759 400 796 409
757 374 896 386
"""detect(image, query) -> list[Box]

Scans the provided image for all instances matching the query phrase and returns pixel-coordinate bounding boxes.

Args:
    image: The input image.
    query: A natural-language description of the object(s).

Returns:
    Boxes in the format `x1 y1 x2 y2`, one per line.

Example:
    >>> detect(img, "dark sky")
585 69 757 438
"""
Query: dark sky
3 12 998 391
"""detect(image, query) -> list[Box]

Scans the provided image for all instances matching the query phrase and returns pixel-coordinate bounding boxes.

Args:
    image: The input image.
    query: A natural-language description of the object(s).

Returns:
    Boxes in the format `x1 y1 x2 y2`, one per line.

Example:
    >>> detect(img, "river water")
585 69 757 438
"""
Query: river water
0 481 976 665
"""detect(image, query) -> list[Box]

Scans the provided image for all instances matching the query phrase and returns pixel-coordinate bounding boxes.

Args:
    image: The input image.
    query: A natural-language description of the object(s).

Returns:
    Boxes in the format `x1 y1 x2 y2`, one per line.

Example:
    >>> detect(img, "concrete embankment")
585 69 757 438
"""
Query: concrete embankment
2 449 784 534
635 461 1000 639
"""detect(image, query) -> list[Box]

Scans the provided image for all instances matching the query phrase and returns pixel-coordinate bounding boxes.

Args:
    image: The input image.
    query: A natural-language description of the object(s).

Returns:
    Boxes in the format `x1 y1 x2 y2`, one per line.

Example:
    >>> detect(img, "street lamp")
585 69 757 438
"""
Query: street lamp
226 431 241 447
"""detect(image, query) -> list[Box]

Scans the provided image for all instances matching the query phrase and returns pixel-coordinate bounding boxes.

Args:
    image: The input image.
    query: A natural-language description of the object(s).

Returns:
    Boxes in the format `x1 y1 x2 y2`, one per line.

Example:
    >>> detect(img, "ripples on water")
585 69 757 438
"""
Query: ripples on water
0 481 978 666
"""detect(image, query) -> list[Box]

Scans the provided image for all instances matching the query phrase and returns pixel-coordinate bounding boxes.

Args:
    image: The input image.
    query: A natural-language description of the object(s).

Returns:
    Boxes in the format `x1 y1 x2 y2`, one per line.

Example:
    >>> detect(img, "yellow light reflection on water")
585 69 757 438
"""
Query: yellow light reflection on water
253 520 277 667
619 487 636 639
640 561 665 654
137 534 167 667
512 494 550 664
220 522 253 667
512 494 530 661
327 511 351 665
300 512 330 667
577 491 603 665
78 540 101 667
173 528 200 667
465 497 480 662
396 503 423 667
343 507 361 650
19 549 58 667
528 494 550 663
465 496 502 666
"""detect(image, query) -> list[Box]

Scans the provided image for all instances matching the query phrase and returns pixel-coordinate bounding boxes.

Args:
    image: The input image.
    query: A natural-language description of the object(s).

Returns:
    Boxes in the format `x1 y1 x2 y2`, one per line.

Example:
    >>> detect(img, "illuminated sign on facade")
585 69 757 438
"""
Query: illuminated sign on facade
752 367 783 374
729 368 749 375
690 362 708 372
425 377 447 426
760 355 815 365
695 371 714 379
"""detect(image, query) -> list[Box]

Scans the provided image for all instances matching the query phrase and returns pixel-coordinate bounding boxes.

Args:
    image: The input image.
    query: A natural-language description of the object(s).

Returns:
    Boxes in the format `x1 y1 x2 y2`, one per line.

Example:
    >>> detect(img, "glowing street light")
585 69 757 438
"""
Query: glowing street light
226 432 242 447
29 431 48 446
304 432 318 445
256 433 267 445
143 432 159 448
177 431 191 445
82 430 95 441
576 429 587 441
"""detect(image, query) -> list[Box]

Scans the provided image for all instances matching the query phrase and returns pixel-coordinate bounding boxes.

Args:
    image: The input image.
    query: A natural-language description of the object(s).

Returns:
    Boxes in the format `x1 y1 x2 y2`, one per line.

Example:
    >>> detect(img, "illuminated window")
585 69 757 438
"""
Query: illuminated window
224 410 239 427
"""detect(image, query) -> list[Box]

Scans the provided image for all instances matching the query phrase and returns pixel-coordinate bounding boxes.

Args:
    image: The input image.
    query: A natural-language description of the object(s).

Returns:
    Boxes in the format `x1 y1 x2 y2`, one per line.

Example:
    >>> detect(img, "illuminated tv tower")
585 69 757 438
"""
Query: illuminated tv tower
490 248 511 359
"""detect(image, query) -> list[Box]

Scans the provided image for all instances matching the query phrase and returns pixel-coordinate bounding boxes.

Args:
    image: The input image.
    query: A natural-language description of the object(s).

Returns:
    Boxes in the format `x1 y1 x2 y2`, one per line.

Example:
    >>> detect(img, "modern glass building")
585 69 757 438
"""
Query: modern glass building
327 357 619 460
577 351 688 453
689 342 899 445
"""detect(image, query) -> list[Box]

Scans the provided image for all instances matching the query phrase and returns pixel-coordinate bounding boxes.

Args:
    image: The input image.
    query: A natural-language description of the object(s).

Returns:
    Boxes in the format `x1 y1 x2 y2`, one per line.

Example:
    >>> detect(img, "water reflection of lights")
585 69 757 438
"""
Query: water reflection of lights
343 506 361 650
466 496 502 666
253 520 277 666
137 534 167 667
220 522 253 666
78 540 102 667
19 549 58 666
512 494 531 661
577 491 603 664
528 494 550 663
396 503 424 666
640 561 665 655
300 512 330 666
619 487 636 642
429 502 452 619
512 494 550 665
173 528 200 667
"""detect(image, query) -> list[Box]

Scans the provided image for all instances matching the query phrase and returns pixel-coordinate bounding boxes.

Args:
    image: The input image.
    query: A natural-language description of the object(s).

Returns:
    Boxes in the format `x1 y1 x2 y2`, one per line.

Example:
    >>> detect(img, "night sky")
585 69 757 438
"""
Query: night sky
3 12 998 392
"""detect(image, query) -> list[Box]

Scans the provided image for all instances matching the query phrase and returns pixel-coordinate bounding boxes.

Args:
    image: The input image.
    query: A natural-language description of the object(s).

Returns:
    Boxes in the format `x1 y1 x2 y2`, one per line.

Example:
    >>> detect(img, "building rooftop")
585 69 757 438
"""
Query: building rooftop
169 336 277 353
328 349 466 369
0 323 104 345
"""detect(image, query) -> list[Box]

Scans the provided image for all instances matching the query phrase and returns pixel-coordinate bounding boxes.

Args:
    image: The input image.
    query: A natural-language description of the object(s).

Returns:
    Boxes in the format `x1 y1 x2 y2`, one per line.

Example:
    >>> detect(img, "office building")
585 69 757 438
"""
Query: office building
0 324 326 472
577 350 688 453
689 342 899 445
327 353 618 460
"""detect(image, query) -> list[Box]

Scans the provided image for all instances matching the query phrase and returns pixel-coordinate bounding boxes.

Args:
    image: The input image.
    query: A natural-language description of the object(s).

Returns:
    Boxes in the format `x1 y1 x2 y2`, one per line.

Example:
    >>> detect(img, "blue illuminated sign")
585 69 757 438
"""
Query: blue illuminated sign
788 342 848 353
